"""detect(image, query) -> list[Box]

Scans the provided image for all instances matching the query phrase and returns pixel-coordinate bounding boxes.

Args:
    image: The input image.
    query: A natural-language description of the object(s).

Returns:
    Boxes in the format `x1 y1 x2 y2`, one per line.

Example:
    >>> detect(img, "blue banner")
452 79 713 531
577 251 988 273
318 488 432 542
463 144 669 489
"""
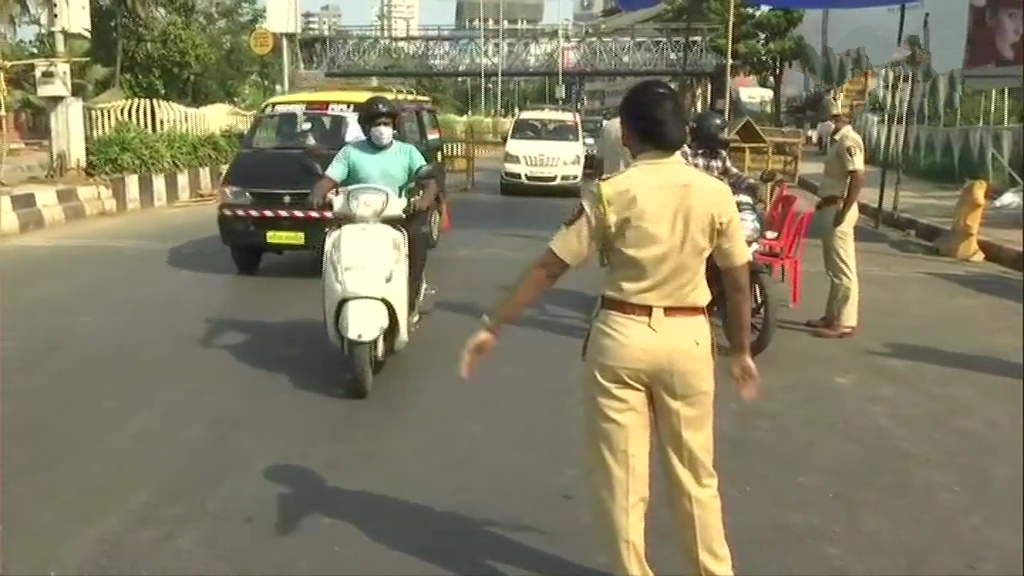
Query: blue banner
757 0 906 8
616 0 663 11
616 0 907 11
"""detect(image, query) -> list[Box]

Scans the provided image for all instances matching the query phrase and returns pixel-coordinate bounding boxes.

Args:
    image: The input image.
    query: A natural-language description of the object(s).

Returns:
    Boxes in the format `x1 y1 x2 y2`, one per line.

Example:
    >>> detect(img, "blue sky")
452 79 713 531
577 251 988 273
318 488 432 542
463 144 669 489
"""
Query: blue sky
299 0 573 27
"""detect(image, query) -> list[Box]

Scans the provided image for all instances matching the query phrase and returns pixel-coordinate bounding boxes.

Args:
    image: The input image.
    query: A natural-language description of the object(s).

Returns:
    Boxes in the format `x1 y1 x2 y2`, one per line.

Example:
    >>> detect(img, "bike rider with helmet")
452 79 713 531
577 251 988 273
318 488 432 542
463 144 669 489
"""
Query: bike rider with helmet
681 110 760 196
310 95 438 324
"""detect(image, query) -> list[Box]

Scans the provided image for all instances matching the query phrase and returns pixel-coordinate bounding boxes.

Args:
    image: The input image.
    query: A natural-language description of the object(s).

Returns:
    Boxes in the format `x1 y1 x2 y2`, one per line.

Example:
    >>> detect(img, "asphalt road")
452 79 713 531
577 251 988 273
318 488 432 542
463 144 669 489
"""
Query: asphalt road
2 169 1022 575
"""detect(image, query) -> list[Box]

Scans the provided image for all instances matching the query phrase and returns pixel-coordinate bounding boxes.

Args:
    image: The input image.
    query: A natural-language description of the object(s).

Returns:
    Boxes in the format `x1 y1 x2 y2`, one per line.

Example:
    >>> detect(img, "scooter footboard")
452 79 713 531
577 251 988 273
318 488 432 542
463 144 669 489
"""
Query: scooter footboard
338 298 390 343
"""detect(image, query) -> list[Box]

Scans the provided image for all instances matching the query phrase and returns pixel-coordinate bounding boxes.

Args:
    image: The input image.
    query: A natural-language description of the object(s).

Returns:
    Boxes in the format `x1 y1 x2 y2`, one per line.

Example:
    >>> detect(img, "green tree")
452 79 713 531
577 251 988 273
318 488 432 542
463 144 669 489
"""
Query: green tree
662 0 806 125
89 0 274 107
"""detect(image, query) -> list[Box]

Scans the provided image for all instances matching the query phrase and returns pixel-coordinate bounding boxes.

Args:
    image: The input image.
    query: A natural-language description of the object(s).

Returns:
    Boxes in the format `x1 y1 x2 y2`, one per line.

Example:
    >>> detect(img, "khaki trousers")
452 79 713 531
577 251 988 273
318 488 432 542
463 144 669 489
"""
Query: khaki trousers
819 202 860 327
583 308 734 576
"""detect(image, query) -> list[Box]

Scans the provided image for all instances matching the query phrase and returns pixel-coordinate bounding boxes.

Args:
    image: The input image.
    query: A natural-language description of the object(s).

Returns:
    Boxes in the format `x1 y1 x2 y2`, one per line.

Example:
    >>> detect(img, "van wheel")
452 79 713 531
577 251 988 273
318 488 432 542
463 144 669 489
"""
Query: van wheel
426 206 442 249
230 247 262 275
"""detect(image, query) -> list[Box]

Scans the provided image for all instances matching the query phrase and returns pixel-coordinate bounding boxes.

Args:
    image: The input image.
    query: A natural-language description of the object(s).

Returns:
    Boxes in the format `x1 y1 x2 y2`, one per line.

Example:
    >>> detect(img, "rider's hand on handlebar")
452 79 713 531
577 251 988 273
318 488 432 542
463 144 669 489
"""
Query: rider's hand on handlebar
412 195 434 213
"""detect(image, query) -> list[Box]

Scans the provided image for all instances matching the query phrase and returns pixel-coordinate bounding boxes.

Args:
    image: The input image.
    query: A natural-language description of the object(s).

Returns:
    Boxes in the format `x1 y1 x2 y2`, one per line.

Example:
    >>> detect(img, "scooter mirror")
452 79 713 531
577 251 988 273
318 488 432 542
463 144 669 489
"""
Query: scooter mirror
759 169 778 183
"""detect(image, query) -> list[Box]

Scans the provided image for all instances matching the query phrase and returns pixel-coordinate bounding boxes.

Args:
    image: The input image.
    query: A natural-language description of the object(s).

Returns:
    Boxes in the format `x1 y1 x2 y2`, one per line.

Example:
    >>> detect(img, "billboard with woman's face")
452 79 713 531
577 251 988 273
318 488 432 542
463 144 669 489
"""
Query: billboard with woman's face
963 0 1023 88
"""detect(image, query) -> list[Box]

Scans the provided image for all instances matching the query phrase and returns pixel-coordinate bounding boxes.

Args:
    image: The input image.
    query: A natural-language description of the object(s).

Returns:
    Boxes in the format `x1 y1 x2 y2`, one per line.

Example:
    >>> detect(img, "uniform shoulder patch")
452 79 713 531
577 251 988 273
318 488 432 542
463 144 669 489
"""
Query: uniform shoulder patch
845 144 858 159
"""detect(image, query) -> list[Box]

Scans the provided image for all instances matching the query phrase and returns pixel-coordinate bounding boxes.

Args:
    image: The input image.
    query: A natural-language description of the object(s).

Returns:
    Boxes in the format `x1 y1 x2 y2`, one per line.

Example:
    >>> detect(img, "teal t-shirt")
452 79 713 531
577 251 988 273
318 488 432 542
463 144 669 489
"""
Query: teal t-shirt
324 140 428 198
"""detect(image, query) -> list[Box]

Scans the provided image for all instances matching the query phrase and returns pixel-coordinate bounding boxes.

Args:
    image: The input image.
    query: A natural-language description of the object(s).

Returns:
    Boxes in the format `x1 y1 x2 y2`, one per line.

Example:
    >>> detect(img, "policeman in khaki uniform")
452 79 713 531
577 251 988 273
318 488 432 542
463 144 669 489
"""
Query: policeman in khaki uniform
460 80 760 576
805 94 864 338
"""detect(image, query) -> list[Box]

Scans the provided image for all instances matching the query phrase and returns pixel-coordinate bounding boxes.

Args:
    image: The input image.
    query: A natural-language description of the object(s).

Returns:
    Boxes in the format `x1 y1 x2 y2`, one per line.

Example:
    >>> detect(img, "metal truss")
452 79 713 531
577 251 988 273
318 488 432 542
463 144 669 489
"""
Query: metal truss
298 24 724 78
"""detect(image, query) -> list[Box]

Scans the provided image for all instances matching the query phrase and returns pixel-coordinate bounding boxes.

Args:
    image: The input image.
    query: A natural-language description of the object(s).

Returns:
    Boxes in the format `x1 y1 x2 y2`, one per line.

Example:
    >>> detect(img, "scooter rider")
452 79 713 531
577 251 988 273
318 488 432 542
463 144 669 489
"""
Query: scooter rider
310 95 437 322
681 110 760 196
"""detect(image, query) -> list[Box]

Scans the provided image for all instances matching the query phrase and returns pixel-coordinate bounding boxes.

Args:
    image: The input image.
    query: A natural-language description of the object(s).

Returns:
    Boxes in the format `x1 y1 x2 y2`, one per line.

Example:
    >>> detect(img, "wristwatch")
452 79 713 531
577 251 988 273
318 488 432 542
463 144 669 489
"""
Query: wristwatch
480 314 500 336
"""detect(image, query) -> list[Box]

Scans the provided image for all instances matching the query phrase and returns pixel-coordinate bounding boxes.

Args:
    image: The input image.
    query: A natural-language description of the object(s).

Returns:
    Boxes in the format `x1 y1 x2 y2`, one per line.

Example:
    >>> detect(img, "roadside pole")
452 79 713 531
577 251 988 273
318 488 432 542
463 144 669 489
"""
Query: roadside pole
42 0 90 175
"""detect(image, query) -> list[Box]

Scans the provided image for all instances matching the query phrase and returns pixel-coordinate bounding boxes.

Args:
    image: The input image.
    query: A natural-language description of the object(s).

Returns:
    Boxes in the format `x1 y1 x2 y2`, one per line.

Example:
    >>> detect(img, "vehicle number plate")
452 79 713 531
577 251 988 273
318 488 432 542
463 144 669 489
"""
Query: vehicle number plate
266 230 306 245
529 171 555 177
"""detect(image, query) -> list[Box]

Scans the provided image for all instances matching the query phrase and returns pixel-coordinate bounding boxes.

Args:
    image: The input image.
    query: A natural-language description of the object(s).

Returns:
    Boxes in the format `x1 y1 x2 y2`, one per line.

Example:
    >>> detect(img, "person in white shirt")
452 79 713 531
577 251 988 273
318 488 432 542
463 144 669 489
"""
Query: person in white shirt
599 112 630 176
816 118 835 154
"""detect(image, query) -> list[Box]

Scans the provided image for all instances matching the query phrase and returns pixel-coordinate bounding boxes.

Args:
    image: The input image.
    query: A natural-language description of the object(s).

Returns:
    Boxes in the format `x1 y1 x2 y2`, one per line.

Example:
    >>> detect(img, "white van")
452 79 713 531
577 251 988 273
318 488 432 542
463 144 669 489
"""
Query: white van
500 106 585 196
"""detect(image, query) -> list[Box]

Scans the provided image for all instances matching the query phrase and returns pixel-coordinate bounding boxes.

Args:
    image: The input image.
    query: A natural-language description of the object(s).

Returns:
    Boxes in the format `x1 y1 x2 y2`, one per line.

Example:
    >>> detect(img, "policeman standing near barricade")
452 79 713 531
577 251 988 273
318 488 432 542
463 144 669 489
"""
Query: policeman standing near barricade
459 80 761 576
805 92 863 338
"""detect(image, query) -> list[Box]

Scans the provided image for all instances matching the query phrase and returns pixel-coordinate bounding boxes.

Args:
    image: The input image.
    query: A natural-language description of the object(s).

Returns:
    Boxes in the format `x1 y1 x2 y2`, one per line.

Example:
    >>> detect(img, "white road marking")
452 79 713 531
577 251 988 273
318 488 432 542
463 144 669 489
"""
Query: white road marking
0 238 170 250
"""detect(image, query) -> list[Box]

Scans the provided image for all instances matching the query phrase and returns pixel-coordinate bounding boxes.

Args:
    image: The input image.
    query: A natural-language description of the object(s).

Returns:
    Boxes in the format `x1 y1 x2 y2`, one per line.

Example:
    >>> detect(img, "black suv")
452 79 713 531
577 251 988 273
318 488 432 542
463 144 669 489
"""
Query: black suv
216 100 447 275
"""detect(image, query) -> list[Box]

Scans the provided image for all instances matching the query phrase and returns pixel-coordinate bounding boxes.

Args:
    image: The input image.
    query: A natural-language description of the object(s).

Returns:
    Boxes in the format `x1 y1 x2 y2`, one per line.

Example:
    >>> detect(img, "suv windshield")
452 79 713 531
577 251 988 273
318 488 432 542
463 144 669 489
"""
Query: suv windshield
243 111 357 150
509 118 580 142
581 119 602 139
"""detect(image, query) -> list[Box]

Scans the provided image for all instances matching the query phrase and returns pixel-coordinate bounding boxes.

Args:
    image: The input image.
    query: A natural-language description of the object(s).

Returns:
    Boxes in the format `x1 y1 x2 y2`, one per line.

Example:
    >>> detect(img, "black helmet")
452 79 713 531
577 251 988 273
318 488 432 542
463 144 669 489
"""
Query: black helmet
690 110 729 150
357 95 399 132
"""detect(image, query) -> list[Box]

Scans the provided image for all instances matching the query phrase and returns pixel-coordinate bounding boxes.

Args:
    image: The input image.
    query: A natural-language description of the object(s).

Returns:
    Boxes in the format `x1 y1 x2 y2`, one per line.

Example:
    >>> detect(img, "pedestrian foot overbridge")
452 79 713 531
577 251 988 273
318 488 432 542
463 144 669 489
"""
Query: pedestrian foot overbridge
1 171 1020 573
298 23 723 77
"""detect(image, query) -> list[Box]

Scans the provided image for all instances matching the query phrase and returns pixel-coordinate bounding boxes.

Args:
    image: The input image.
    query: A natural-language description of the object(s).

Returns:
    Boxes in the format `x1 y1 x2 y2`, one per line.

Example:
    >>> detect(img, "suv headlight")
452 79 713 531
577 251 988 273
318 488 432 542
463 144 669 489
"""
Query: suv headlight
342 188 390 220
563 155 581 166
218 185 250 203
504 152 521 164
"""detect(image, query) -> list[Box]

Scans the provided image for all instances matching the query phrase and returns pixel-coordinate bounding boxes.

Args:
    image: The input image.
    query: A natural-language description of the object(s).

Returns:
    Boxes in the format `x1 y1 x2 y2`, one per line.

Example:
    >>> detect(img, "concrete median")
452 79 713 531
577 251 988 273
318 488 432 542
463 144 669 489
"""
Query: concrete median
0 165 226 237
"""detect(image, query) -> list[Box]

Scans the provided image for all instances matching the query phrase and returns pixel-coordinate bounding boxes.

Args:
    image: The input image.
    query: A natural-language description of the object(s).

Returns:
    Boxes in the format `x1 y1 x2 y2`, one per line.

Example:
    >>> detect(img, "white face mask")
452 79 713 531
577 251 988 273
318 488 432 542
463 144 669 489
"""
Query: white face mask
369 125 394 147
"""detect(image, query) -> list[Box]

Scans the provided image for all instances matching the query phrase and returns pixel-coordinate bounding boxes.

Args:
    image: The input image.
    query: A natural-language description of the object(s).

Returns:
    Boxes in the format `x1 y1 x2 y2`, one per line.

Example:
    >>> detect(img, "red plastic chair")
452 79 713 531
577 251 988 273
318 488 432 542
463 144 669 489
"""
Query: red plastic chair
755 210 814 308
765 189 794 231
762 194 799 249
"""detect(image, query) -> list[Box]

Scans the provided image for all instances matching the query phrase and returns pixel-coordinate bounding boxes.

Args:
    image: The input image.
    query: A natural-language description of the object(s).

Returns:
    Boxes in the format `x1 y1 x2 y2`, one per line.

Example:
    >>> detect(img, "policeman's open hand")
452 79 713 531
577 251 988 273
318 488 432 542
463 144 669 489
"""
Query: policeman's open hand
459 329 497 380
729 353 761 401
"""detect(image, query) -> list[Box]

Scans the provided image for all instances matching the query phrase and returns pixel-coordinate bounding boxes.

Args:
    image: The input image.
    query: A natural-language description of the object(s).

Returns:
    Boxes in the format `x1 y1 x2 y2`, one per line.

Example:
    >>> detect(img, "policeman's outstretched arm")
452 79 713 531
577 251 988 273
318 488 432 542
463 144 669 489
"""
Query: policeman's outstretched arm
460 200 594 379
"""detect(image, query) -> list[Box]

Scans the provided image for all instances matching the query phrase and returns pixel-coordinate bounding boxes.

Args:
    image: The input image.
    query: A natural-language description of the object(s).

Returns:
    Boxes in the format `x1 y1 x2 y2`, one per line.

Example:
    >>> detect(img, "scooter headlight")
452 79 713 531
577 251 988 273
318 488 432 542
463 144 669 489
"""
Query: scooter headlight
342 188 390 220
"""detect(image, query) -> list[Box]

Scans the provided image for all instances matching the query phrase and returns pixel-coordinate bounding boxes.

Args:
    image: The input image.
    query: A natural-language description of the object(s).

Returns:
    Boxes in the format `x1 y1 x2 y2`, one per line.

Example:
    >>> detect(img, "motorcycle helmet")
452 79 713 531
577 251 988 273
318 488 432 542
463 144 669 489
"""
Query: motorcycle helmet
357 95 399 135
690 110 729 151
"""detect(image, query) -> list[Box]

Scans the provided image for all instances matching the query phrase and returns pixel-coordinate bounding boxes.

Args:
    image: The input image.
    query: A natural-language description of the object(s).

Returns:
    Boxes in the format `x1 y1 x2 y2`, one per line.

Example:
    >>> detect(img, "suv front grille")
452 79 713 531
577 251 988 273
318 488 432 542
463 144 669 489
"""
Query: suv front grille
523 155 561 168
248 190 312 206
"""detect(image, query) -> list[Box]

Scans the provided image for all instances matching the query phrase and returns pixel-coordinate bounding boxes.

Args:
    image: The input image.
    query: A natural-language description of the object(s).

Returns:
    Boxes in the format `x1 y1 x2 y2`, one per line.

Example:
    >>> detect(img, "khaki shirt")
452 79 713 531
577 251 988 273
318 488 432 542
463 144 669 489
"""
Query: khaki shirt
822 124 865 198
548 151 751 308
599 117 630 177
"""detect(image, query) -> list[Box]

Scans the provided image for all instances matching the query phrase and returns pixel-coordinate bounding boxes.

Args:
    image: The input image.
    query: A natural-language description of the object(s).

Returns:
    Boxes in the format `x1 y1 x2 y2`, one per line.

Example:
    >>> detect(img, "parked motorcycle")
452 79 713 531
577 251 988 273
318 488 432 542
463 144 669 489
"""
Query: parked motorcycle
707 170 779 357
321 166 433 398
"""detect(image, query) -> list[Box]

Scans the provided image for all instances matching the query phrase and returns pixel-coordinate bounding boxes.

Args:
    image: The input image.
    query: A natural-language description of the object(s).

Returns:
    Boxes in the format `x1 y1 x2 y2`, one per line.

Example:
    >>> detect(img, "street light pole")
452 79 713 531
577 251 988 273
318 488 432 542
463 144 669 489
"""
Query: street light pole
722 0 735 121
479 0 486 114
556 0 564 104
497 0 504 116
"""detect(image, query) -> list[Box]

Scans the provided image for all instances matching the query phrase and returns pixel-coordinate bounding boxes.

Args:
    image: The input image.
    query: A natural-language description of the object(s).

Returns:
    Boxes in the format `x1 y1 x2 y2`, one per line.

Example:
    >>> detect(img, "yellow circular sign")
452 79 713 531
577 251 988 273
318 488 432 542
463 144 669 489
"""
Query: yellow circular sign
249 28 275 56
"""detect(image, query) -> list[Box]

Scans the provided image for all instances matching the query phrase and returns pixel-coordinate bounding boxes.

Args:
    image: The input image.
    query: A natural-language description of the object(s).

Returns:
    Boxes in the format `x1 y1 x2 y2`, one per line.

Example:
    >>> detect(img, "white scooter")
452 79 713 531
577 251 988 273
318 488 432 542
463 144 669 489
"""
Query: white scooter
321 170 430 399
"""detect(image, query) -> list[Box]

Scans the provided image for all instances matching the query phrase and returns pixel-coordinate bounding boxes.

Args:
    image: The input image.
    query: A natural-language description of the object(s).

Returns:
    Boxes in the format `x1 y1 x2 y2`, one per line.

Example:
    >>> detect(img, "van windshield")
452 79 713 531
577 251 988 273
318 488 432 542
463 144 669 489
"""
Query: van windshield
243 111 359 150
509 119 580 142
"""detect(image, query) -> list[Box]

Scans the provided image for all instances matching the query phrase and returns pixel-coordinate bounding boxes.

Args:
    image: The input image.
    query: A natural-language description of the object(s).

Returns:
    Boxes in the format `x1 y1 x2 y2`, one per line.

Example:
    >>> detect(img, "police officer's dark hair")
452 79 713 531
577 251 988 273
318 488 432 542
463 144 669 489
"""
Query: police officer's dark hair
618 80 687 152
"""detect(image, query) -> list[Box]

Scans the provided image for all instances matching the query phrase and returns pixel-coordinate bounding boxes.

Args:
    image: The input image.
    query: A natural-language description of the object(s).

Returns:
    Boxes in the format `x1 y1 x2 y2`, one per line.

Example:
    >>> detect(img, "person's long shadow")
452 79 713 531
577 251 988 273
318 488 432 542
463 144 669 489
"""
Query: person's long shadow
263 464 608 576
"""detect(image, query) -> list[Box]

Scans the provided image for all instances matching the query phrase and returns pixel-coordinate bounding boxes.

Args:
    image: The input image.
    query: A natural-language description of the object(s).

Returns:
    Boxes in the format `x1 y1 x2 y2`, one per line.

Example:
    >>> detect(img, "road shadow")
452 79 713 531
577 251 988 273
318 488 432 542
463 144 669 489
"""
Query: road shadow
854 225 939 258
262 464 608 576
925 271 1023 304
199 317 350 398
447 193 575 234
435 287 594 340
871 342 1024 381
166 235 320 278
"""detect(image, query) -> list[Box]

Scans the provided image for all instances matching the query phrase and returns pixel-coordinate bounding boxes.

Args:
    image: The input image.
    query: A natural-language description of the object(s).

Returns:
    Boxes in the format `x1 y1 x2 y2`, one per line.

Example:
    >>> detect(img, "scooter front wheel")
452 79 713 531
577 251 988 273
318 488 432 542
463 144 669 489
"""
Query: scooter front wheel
346 341 377 399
